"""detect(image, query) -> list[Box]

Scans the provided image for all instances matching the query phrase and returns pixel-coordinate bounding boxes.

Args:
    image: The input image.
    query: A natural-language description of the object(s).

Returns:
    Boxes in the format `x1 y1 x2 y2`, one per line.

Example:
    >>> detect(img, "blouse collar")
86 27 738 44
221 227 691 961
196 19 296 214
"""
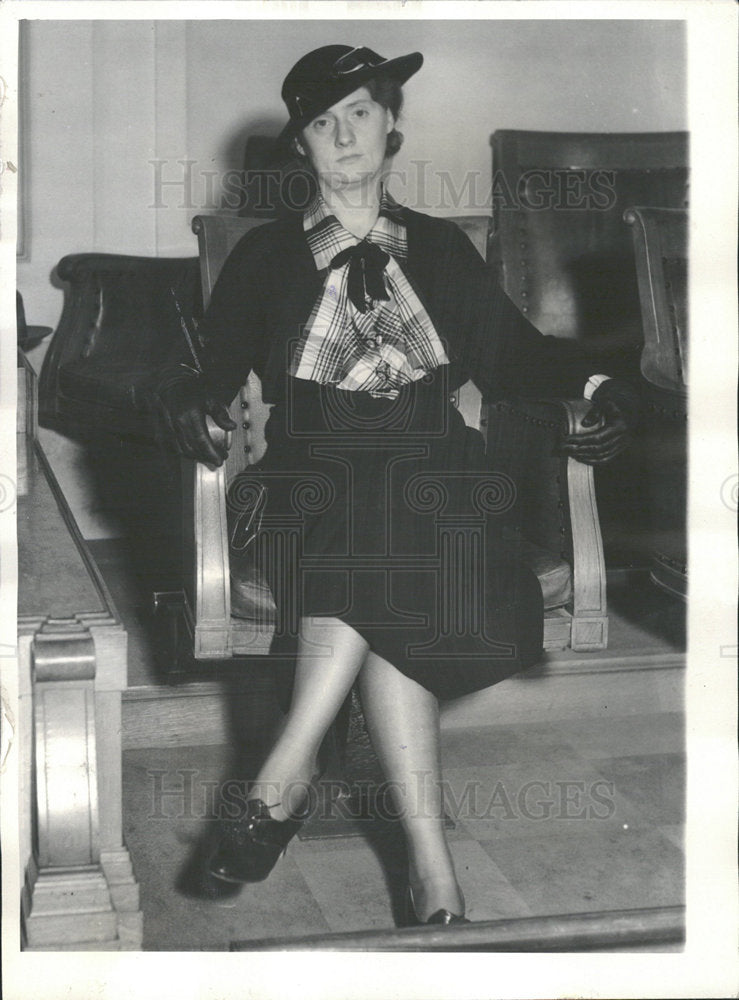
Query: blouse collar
303 187 407 271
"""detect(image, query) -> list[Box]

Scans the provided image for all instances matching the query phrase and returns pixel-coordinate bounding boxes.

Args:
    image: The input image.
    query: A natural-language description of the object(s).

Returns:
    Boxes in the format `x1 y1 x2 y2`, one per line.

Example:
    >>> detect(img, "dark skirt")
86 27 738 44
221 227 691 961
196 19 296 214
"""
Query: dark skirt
228 373 543 702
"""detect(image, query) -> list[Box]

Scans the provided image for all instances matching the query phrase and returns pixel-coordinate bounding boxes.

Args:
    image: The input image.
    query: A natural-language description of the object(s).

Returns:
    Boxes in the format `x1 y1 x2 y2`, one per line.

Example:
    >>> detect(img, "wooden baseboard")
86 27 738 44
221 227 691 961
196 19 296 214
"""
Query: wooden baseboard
440 651 683 730
122 651 684 750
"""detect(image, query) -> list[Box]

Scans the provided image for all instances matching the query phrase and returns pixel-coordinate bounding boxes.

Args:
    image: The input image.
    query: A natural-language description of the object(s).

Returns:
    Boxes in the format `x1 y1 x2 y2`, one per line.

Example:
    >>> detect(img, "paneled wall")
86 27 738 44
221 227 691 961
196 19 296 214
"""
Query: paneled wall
18 18 687 536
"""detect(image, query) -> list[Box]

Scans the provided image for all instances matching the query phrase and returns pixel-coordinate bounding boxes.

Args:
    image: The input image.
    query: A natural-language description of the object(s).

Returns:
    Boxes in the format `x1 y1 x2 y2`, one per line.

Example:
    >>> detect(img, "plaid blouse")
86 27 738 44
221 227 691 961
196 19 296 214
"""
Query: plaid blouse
289 190 449 398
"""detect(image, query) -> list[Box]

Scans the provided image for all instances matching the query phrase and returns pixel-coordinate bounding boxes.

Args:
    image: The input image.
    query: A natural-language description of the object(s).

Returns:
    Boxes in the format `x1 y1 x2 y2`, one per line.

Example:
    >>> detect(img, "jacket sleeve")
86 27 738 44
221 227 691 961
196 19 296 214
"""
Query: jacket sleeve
437 221 603 401
153 226 272 406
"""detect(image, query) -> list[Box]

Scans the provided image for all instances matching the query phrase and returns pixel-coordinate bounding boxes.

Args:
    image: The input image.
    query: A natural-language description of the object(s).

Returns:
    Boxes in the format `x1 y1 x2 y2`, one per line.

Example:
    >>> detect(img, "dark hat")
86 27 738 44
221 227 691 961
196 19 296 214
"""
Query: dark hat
280 44 423 140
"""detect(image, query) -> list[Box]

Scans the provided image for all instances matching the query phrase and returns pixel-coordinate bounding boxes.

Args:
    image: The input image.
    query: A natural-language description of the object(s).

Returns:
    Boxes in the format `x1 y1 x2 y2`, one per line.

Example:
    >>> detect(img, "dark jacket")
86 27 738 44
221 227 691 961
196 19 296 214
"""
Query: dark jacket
176 207 600 405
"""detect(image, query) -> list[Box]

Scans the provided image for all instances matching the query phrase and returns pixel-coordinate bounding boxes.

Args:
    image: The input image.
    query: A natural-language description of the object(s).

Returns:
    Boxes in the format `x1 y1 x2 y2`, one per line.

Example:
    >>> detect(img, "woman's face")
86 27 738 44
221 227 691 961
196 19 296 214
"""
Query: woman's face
297 86 394 195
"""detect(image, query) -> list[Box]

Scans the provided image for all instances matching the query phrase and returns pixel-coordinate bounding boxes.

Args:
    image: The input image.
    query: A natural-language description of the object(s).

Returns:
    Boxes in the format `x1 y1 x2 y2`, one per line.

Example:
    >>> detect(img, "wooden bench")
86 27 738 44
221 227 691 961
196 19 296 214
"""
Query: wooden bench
16 354 142 950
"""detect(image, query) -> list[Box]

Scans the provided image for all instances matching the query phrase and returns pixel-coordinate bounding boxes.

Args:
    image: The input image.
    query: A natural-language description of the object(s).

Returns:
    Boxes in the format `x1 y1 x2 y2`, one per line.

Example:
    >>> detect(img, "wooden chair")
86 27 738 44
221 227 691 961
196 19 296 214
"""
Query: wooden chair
488 130 689 368
38 254 203 611
182 213 608 666
624 206 688 598
624 207 688 393
488 130 689 567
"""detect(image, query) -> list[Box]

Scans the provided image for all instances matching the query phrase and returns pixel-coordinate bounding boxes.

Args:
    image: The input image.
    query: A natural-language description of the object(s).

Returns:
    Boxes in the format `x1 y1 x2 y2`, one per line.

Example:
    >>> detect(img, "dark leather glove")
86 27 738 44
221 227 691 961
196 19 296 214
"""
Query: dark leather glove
560 377 643 466
153 370 236 467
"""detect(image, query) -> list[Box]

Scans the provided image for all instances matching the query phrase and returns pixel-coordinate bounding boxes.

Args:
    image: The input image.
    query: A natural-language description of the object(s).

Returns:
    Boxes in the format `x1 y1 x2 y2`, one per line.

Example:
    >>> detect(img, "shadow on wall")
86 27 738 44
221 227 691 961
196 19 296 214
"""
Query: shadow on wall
217 116 316 218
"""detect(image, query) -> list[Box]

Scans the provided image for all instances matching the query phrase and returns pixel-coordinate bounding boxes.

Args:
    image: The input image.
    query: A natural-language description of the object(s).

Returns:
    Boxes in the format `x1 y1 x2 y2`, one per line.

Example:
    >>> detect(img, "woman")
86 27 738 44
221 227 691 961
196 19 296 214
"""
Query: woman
155 44 639 926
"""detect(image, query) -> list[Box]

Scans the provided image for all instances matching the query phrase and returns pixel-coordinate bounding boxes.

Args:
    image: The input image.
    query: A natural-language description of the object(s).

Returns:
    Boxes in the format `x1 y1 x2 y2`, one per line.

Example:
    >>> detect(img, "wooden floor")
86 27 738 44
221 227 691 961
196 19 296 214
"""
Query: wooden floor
84 539 686 951
121 711 685 950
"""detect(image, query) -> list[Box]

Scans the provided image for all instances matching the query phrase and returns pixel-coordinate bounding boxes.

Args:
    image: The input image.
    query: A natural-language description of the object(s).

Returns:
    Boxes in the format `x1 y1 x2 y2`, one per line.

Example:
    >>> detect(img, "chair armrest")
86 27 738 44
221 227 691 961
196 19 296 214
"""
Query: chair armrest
183 417 233 658
558 400 607 623
184 373 269 659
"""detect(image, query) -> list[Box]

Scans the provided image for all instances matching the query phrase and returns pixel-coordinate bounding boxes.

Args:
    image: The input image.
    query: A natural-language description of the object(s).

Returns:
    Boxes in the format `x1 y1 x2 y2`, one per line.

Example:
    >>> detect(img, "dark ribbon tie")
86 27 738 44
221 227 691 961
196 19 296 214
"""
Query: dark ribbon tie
330 240 390 313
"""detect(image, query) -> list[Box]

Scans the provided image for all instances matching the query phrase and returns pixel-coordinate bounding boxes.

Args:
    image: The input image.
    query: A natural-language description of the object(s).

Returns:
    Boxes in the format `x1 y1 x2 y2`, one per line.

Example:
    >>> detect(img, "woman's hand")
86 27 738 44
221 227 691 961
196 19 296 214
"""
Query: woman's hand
560 378 643 466
154 375 236 467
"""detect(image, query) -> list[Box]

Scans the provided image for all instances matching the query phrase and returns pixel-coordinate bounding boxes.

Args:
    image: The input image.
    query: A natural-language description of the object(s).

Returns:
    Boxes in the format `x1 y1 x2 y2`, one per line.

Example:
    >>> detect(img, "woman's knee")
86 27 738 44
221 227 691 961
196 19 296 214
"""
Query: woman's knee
297 616 369 667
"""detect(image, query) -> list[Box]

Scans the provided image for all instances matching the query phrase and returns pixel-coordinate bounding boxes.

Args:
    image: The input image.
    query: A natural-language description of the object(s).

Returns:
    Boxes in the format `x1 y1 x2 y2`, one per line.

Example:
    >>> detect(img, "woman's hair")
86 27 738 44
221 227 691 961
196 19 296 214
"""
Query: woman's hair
292 73 405 160
366 75 404 157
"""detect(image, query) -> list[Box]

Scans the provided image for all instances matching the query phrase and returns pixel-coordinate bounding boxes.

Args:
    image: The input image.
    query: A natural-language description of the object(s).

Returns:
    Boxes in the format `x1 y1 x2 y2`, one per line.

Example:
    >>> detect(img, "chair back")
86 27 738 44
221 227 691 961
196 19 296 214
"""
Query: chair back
489 130 689 361
192 215 265 307
624 206 688 393
449 215 489 259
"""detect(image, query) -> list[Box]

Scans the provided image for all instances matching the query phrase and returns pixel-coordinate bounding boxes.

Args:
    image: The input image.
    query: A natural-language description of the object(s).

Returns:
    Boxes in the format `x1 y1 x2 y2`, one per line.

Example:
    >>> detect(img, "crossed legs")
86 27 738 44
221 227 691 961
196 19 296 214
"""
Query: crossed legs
358 651 465 920
245 616 464 921
247 617 369 820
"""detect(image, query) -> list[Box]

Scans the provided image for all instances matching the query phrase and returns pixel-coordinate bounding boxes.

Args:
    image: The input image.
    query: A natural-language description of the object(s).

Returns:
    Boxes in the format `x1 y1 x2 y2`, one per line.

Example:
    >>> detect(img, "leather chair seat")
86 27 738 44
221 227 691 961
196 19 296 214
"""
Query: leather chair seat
520 539 573 610
229 539 572 622
230 570 276 622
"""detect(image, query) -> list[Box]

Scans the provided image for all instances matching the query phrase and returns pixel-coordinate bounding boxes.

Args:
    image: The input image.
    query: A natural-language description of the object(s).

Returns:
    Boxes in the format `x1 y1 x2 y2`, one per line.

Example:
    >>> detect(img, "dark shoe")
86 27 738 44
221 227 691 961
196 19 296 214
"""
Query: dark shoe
208 798 307 884
402 885 470 927
176 828 243 901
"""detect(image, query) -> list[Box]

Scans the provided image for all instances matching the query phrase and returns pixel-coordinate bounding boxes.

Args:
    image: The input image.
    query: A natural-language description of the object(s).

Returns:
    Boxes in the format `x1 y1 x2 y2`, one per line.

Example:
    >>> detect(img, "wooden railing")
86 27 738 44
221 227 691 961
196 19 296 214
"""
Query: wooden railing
232 905 685 952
